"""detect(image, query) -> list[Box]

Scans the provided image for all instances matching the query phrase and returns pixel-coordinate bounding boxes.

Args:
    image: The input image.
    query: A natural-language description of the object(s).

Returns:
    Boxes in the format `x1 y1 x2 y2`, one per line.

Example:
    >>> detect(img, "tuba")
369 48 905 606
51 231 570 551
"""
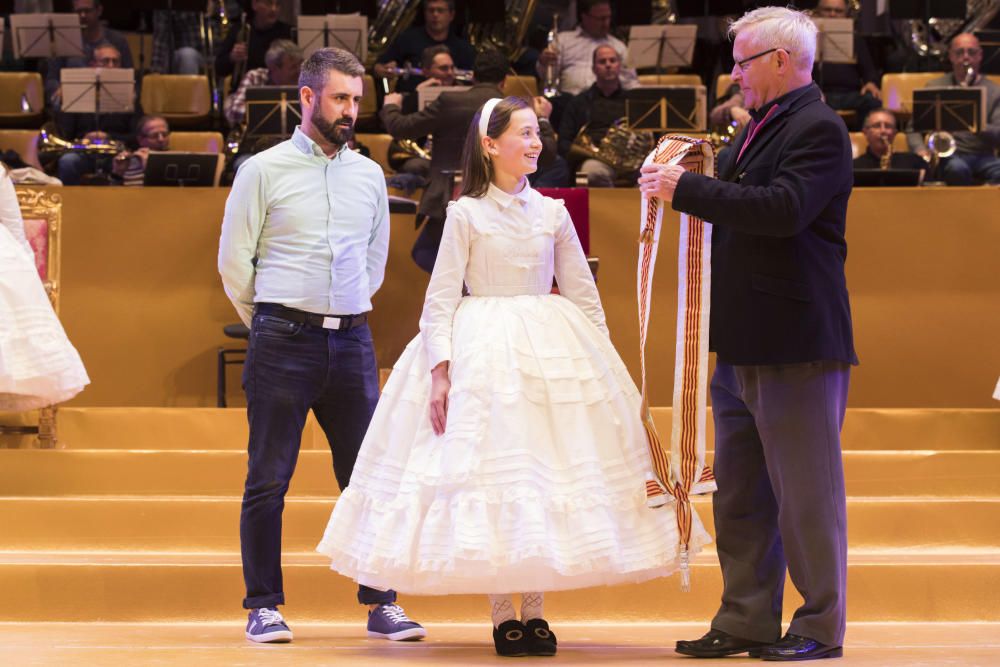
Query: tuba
466 0 539 62
903 0 1000 59
368 0 423 69
569 119 654 174
38 125 124 164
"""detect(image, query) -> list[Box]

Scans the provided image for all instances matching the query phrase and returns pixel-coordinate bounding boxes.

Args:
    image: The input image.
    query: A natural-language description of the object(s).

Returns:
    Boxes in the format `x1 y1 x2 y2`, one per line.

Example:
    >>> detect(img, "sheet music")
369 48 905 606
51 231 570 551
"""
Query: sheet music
296 14 368 62
9 13 84 59
627 25 697 70
813 18 854 64
417 85 468 110
60 68 135 114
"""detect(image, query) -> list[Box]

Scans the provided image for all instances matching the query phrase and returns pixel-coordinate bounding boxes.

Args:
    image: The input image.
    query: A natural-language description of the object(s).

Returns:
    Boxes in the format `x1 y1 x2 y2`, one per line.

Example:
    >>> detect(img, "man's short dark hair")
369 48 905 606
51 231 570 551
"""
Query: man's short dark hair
425 0 455 10
135 114 167 137
421 44 452 72
472 48 508 85
591 44 619 65
578 0 610 16
298 47 364 92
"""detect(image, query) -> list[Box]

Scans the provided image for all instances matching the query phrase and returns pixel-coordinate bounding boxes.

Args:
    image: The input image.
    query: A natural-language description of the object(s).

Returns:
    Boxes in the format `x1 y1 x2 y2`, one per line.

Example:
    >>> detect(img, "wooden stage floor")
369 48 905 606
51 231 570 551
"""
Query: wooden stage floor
2 622 999 666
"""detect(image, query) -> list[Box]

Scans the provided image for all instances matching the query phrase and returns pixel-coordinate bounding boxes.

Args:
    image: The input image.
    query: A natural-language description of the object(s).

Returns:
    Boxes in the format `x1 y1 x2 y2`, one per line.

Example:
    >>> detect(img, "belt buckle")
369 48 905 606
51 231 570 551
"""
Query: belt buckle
321 316 342 330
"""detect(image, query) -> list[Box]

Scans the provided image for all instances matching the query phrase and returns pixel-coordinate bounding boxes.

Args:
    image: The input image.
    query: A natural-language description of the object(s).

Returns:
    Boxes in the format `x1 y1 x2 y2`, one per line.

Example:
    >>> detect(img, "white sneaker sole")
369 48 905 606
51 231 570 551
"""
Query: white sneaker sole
367 627 427 641
246 629 293 643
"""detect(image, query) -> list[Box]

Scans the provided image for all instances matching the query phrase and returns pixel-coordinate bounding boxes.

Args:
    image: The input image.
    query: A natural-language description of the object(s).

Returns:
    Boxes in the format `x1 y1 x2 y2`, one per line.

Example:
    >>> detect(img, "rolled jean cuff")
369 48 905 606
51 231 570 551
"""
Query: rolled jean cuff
358 585 396 605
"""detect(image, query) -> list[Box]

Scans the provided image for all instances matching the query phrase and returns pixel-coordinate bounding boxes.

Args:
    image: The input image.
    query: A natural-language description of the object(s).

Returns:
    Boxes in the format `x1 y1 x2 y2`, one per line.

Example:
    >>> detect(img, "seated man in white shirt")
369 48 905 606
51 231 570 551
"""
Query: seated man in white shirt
536 0 638 96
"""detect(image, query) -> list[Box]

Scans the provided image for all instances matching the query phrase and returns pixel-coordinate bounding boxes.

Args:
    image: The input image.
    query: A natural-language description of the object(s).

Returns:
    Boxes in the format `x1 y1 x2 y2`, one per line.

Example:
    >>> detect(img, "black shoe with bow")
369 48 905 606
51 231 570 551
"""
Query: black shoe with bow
676 628 773 658
493 619 530 657
760 633 842 661
524 618 558 656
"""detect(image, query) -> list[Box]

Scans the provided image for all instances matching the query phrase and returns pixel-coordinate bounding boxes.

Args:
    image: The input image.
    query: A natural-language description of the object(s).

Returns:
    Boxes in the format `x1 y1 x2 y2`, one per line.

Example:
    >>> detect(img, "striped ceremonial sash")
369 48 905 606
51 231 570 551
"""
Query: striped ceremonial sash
637 135 718 590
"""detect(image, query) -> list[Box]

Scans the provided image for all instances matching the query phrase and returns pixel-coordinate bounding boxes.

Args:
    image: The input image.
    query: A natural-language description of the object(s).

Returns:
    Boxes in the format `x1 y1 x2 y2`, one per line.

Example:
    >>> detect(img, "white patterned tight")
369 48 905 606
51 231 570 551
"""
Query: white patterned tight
488 593 544 628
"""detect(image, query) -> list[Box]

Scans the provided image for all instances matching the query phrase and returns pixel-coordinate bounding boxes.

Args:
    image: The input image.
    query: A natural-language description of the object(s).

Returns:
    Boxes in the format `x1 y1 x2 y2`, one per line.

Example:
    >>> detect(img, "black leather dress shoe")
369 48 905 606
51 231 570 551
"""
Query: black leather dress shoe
524 618 557 656
676 628 772 658
493 619 529 657
760 633 843 661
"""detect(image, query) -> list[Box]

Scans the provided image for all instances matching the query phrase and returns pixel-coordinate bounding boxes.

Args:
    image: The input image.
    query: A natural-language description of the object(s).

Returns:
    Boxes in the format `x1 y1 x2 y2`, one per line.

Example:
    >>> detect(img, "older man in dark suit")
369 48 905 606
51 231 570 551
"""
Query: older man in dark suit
640 6 856 662
380 49 563 273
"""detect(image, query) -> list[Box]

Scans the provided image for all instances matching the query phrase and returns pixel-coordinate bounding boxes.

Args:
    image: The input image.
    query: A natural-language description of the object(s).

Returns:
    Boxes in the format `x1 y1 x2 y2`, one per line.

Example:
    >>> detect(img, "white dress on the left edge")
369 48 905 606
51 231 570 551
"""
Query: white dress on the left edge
316 182 709 595
0 171 89 410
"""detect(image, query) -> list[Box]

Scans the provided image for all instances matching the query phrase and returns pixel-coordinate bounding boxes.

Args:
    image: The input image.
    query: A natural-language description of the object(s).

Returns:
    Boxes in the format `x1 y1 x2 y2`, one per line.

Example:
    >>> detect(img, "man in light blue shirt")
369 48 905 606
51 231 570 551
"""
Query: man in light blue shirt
219 47 425 645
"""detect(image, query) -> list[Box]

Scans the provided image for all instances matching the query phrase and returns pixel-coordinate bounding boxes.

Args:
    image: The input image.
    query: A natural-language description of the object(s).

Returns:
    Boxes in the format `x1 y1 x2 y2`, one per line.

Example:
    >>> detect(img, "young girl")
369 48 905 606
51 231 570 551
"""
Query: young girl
0 165 89 411
317 97 708 656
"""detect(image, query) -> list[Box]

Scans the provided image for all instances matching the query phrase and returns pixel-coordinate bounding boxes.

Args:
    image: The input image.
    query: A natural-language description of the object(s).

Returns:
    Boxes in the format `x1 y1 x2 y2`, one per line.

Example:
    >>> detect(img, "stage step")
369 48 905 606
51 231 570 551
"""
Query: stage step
2 622 999 667
1 550 998 623
2 496 998 552
1 448 997 497
33 407 1000 451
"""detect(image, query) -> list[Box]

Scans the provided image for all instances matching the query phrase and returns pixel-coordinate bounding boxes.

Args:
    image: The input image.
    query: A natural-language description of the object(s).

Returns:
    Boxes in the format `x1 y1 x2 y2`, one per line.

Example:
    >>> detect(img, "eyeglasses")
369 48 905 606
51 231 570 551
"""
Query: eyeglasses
143 131 170 139
950 47 982 58
863 121 896 131
734 47 788 72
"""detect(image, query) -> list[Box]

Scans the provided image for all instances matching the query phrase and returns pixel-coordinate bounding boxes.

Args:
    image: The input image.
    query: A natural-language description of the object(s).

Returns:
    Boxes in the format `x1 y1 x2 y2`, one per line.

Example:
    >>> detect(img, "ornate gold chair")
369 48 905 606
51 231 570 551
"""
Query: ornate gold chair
0 189 63 448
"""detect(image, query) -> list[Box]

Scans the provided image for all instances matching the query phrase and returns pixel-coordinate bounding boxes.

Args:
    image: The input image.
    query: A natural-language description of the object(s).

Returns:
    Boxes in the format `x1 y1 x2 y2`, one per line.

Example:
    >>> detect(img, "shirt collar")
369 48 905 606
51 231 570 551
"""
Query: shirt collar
486 180 532 210
291 126 349 161
749 82 814 123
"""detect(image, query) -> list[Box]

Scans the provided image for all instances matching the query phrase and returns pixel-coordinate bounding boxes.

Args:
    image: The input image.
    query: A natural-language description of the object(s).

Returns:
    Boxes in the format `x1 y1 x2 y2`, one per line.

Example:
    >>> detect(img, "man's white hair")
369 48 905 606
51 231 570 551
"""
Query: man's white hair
729 6 817 72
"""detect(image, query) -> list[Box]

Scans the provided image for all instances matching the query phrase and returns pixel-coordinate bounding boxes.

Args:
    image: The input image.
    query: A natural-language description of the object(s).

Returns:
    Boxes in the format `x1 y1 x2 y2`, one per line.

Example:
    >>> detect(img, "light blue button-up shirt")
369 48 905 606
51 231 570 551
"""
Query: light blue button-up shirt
218 127 390 326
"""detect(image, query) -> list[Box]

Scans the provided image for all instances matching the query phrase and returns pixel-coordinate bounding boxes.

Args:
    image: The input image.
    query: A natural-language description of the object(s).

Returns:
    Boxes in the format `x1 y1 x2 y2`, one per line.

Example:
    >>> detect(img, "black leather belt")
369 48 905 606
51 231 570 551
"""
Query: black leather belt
255 303 368 331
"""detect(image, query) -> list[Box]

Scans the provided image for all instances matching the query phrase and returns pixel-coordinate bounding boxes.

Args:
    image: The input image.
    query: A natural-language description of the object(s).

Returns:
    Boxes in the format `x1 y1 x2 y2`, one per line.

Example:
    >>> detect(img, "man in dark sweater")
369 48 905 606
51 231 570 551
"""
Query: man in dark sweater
852 109 926 172
813 0 881 130
373 0 476 94
557 44 627 187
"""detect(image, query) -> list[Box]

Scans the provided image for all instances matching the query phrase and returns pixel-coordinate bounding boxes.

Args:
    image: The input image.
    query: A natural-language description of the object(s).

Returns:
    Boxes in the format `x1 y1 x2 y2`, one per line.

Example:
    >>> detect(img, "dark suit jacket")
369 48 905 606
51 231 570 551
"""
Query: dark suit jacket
380 83 559 221
673 83 858 366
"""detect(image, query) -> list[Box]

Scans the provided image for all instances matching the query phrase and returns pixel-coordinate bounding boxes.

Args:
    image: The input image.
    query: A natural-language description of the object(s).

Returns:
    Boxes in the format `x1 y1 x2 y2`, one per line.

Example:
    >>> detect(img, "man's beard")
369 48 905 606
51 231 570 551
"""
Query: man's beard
312 107 354 147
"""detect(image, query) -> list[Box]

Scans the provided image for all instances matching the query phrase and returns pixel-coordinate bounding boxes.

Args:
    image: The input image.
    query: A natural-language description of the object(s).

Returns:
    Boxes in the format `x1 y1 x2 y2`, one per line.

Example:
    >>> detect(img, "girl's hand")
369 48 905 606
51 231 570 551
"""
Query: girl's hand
429 362 451 436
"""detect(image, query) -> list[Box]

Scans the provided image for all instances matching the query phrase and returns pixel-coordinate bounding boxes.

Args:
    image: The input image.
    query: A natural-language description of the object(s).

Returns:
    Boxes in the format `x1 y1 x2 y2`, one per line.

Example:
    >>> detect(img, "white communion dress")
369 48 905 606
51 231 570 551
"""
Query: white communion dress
317 182 709 595
0 170 89 410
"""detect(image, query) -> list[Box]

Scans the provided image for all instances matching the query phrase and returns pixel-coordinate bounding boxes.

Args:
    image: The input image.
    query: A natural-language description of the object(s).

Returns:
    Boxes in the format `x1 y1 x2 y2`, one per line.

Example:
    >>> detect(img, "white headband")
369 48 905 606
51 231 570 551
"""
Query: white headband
478 97 503 139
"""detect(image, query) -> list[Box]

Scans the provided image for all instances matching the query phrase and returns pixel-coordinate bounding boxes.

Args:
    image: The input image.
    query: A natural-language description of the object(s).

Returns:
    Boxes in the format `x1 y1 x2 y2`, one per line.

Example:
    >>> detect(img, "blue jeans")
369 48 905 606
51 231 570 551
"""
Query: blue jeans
240 307 395 609
57 152 101 185
941 152 1000 186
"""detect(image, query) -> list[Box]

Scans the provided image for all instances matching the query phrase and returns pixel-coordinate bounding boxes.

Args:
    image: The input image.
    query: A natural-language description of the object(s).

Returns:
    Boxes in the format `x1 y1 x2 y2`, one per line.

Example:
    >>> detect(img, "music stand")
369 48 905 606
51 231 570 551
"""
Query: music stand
245 86 302 142
625 86 707 132
417 85 467 111
10 13 84 60
813 18 854 64
852 168 923 187
975 30 1000 75
145 151 224 187
61 68 135 134
297 14 368 62
628 25 697 73
301 0 377 17
912 87 986 135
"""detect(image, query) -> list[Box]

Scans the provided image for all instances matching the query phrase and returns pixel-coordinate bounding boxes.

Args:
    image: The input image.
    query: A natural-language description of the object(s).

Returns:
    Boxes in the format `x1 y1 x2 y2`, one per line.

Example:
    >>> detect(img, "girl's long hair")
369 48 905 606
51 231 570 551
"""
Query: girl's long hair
459 96 531 199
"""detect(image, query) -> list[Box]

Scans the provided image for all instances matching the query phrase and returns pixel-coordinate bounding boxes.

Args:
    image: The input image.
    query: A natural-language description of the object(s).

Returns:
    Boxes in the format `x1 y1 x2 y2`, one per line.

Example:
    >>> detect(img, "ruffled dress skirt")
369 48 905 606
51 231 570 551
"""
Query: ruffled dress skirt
0 226 89 411
316 293 709 594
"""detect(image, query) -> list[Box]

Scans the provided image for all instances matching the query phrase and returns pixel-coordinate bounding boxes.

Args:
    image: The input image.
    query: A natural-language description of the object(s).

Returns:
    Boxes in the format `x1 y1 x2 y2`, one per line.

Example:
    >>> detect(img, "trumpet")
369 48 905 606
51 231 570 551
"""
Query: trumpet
381 64 474 83
541 12 560 98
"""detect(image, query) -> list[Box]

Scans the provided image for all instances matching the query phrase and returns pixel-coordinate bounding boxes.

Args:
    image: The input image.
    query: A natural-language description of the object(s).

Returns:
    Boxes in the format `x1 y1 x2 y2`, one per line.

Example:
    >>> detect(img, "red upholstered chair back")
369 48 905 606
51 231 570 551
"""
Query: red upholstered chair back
537 187 590 255
22 217 49 283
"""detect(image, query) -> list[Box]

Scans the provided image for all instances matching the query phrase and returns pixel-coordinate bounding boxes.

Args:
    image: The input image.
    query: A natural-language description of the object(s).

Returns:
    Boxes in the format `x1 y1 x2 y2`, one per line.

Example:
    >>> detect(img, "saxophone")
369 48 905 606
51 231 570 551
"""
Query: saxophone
880 137 893 170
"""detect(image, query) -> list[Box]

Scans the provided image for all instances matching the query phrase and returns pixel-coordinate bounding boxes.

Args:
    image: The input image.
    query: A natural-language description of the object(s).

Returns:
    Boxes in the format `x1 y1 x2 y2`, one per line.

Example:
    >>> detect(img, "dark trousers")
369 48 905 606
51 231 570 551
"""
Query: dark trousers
709 361 850 647
240 309 396 609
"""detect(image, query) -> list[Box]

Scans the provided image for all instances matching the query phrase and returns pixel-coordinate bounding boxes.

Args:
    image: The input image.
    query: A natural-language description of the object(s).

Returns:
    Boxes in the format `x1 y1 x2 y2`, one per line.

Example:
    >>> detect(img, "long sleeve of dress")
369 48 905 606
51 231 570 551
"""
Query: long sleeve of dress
419 201 471 369
552 202 608 335
0 171 33 261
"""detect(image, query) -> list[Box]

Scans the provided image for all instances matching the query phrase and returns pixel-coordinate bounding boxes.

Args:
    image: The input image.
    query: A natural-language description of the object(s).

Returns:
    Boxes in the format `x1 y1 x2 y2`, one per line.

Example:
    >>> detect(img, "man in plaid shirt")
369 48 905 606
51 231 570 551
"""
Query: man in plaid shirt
224 39 303 127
